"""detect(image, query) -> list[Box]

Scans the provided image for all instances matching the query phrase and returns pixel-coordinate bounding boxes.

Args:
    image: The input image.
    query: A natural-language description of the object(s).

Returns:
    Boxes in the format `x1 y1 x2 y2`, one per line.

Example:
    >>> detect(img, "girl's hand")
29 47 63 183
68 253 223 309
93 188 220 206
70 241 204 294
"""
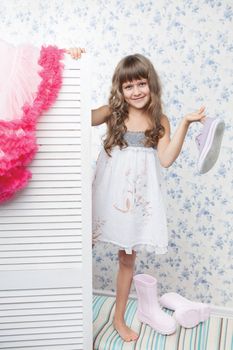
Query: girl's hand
184 106 206 125
65 47 86 59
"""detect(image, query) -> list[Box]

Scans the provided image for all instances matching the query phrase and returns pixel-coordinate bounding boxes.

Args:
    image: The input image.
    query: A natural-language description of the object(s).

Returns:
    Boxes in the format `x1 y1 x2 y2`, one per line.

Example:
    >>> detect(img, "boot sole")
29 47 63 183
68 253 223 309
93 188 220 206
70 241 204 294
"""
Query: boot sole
198 119 225 174
174 305 210 328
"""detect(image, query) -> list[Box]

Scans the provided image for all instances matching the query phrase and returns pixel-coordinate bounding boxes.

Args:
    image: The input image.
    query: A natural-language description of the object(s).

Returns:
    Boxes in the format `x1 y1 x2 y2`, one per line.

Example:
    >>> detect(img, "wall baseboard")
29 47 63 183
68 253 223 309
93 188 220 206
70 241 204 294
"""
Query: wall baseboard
93 288 233 319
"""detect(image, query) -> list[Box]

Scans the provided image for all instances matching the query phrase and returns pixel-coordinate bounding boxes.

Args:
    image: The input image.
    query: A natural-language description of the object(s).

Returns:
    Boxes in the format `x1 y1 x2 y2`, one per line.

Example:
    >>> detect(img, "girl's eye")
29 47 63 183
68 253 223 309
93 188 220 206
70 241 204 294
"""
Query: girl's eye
139 82 146 86
124 85 132 90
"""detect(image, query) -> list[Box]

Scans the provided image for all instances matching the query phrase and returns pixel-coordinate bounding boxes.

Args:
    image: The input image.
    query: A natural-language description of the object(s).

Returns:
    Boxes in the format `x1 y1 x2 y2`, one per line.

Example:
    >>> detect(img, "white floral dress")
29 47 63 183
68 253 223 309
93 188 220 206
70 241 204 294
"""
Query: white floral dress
92 131 168 255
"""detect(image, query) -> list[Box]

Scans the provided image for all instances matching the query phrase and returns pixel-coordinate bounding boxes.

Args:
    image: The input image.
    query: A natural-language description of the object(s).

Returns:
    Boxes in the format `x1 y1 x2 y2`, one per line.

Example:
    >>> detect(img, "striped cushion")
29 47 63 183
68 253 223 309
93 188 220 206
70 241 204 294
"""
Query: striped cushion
93 294 233 350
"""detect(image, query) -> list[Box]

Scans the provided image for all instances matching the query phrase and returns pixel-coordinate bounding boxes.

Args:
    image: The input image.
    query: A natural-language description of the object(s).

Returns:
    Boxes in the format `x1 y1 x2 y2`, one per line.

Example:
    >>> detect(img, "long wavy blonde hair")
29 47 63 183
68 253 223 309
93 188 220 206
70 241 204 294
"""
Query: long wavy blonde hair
103 53 165 156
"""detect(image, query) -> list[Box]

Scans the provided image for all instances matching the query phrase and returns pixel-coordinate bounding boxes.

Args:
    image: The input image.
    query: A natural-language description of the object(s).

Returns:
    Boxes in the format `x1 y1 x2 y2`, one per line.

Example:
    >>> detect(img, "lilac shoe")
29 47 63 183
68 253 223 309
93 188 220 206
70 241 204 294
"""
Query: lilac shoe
133 274 177 335
196 117 225 174
159 292 211 328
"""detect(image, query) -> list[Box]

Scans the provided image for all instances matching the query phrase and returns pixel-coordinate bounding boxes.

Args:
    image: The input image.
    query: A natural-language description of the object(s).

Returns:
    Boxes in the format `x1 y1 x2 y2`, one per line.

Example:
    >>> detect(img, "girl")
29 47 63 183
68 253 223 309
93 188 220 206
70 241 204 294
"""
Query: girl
68 48 206 342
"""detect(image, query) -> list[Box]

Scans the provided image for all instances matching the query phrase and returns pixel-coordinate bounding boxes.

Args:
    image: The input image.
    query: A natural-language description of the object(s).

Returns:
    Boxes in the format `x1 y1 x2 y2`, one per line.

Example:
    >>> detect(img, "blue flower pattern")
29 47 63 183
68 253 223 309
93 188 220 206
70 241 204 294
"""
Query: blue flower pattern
1 0 232 307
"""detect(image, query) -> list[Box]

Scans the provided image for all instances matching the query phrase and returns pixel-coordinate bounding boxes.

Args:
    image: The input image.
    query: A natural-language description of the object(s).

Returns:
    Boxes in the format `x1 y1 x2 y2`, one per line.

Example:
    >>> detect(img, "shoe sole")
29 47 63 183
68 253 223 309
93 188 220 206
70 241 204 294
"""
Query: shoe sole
174 306 210 328
136 310 176 335
174 308 199 328
198 119 225 174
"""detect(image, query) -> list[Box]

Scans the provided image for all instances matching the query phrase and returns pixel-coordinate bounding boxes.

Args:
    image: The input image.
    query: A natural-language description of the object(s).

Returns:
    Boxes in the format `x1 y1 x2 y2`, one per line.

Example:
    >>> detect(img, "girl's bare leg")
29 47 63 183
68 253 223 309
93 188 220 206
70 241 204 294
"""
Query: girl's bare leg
113 250 139 342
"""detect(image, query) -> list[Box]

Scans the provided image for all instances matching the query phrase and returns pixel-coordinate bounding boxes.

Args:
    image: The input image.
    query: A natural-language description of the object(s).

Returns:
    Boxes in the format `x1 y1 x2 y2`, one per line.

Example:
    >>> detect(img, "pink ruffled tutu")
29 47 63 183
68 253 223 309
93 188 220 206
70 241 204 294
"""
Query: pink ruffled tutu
0 40 42 121
0 40 65 202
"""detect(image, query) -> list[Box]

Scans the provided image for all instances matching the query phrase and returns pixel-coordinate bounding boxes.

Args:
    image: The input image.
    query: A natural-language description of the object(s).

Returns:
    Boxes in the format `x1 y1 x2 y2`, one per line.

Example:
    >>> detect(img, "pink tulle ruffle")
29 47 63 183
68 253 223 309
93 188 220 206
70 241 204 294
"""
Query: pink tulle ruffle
0 45 64 202
0 41 42 121
0 167 32 202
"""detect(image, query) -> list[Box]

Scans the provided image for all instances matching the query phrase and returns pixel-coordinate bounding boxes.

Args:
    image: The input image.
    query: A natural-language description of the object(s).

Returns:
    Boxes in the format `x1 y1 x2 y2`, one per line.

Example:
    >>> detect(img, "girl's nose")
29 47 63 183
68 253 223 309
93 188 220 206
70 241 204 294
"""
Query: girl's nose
132 86 141 95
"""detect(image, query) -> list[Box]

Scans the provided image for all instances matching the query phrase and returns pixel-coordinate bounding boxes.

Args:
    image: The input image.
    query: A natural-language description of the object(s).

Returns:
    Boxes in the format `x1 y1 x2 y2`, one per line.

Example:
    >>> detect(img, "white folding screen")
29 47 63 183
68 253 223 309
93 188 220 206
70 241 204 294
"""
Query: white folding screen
0 54 92 349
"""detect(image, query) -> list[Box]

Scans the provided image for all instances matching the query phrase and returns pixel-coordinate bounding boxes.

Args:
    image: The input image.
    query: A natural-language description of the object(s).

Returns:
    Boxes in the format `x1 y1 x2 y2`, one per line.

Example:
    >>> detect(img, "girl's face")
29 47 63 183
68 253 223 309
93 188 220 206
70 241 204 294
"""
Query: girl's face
122 78 150 110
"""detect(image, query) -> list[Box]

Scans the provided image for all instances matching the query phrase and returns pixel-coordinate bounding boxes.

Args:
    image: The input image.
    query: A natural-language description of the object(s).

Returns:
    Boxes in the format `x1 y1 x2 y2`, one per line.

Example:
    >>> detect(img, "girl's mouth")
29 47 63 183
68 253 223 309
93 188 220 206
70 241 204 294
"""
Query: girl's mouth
132 96 144 100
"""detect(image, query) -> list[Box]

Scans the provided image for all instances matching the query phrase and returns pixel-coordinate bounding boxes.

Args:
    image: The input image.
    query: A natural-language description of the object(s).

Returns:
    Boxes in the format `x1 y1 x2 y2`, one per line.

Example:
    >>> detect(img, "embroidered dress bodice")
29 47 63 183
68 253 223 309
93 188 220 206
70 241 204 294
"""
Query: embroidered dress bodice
124 131 156 148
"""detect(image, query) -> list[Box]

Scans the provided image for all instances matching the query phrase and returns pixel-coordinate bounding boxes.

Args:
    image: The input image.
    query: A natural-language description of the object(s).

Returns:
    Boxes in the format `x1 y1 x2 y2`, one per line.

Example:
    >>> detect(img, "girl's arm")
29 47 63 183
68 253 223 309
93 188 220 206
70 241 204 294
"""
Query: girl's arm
92 105 112 126
157 106 206 168
65 48 111 127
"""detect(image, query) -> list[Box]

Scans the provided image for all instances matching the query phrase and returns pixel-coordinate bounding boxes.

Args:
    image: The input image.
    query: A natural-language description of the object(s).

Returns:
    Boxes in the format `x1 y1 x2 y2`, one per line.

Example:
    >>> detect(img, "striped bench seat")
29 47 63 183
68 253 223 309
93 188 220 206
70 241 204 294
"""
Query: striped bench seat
93 293 232 350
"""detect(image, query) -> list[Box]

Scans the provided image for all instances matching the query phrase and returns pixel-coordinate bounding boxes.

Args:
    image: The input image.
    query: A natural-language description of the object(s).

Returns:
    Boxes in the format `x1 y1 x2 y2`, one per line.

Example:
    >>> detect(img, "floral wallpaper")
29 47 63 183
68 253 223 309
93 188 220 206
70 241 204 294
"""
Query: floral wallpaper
0 0 232 307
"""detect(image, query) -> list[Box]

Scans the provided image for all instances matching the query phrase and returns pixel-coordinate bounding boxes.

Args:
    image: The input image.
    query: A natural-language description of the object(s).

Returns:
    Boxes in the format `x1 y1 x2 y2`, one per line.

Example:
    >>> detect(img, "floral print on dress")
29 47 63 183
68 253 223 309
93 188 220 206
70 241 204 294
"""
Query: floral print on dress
113 166 153 229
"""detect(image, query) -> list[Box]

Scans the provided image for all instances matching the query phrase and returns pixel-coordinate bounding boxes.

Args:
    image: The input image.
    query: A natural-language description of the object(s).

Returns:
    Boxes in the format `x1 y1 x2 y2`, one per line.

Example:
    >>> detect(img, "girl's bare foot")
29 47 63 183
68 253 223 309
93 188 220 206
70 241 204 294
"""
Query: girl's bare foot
113 318 139 342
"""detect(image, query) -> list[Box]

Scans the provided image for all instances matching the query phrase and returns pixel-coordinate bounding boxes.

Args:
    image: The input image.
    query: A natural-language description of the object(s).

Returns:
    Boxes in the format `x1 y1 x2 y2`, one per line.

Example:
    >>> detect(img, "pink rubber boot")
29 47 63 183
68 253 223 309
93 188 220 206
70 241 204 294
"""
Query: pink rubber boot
159 292 211 328
133 274 176 335
196 117 225 174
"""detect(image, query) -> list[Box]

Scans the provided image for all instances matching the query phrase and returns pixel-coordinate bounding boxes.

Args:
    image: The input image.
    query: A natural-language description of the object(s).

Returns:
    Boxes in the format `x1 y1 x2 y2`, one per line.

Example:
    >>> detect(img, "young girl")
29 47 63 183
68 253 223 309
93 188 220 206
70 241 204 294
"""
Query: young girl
68 48 206 342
